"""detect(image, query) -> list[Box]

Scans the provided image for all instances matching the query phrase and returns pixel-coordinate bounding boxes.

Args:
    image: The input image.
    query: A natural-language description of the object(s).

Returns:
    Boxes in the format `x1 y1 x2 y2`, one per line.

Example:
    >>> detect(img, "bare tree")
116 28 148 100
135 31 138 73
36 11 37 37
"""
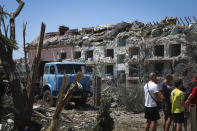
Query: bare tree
23 22 29 74
9 0 25 40
0 5 9 37
0 1 48 130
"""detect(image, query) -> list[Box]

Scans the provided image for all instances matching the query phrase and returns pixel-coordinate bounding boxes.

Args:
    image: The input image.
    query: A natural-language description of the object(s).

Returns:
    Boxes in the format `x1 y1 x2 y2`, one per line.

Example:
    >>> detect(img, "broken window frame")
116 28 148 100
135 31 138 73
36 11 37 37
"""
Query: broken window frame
60 52 67 59
105 49 114 58
129 47 140 58
117 54 125 64
105 65 114 75
74 51 81 59
117 36 127 47
129 64 139 77
169 44 181 57
85 50 94 60
153 45 164 57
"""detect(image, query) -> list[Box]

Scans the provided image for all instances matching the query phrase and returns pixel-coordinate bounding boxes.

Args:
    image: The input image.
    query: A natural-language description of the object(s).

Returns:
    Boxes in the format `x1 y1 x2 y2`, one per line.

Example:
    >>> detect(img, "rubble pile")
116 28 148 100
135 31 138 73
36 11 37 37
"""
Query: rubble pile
0 101 165 131
28 17 197 48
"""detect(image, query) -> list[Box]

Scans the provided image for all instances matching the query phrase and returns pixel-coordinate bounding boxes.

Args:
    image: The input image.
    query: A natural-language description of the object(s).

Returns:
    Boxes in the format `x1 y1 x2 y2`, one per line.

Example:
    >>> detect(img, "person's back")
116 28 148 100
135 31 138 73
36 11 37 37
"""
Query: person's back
144 72 163 131
189 85 197 111
170 79 185 131
171 88 185 114
185 75 197 112
159 74 173 131
144 81 159 108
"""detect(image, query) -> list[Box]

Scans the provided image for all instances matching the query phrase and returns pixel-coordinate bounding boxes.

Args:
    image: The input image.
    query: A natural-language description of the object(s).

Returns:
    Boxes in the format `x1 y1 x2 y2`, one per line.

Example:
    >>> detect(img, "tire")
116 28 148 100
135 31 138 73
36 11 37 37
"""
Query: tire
43 90 54 106
75 98 87 106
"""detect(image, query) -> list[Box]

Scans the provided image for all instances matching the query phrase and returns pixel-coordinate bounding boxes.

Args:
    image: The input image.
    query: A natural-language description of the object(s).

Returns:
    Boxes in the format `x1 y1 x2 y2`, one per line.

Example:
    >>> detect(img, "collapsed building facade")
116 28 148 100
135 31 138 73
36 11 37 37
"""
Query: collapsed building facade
27 17 197 86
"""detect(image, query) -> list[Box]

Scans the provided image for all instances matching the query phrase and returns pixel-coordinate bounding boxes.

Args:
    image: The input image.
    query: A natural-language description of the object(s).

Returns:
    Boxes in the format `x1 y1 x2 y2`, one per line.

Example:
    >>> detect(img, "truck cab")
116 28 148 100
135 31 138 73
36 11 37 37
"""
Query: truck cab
42 62 92 105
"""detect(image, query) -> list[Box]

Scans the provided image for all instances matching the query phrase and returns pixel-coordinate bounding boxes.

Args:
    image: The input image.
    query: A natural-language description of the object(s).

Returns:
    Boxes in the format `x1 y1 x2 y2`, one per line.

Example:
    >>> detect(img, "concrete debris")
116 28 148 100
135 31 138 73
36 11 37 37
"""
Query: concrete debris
6 119 14 124
27 17 194 85
111 102 118 108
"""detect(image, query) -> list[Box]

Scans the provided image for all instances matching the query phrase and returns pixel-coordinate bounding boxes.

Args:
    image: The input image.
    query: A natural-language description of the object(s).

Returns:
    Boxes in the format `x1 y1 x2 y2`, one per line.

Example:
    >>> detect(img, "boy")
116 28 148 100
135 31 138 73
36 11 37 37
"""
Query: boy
171 79 186 131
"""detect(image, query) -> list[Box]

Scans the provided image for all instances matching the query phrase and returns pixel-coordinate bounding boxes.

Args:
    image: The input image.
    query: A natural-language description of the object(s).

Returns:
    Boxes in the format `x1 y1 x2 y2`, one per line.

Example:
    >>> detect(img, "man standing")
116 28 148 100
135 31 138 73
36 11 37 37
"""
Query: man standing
159 74 173 131
185 75 197 122
171 79 185 131
144 72 163 131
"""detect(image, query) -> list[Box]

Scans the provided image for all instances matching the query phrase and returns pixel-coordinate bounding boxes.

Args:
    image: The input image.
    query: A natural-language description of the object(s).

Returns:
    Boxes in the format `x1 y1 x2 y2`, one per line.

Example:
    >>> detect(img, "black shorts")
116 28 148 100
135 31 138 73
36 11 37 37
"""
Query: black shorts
172 113 184 123
163 107 172 118
145 107 160 121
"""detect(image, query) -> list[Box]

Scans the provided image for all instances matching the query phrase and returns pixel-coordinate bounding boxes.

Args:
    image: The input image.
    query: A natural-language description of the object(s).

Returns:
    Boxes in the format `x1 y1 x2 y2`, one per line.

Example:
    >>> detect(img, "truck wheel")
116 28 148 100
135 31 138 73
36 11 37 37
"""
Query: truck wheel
43 90 54 106
75 99 87 106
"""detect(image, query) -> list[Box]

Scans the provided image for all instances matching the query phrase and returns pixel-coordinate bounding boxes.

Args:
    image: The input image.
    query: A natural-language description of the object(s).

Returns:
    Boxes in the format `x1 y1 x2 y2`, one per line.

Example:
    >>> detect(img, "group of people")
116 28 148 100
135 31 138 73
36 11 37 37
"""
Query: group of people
144 72 197 131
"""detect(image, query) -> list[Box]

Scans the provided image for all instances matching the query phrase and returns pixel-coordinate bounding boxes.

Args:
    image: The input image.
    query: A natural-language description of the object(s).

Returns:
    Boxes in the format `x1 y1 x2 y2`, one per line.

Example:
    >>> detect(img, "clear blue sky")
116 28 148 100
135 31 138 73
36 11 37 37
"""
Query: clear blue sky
1 0 197 59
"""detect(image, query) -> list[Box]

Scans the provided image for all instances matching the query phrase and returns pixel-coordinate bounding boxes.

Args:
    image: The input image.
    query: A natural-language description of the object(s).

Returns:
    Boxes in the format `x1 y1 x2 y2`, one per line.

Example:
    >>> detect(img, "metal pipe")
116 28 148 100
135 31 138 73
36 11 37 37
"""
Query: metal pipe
188 16 192 23
184 17 189 25
193 16 197 23
190 104 196 131
180 18 185 26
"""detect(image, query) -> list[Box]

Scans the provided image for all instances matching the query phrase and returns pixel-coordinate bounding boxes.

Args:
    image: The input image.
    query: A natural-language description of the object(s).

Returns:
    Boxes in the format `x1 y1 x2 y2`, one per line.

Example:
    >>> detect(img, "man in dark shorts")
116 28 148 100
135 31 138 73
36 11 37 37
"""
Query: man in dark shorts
144 72 164 131
185 75 197 125
171 79 186 131
159 74 173 131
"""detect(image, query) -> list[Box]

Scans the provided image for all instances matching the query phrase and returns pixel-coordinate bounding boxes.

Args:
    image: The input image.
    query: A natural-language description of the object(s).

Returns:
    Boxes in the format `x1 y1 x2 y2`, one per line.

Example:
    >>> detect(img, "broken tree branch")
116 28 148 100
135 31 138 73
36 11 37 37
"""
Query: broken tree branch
2 17 8 38
48 72 83 131
33 110 51 120
23 22 29 74
26 22 45 98
10 0 25 40
12 0 25 19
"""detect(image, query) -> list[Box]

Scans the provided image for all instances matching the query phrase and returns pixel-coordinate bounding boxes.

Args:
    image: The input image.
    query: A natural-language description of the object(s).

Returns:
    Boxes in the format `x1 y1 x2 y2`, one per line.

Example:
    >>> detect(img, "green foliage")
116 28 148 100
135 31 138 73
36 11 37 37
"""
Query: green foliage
0 34 18 50
94 96 114 131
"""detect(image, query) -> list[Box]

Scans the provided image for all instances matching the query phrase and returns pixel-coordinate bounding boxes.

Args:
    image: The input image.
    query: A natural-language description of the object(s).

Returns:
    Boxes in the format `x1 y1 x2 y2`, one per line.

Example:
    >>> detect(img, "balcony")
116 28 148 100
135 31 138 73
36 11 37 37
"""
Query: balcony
100 57 115 64
85 58 95 65
128 55 139 63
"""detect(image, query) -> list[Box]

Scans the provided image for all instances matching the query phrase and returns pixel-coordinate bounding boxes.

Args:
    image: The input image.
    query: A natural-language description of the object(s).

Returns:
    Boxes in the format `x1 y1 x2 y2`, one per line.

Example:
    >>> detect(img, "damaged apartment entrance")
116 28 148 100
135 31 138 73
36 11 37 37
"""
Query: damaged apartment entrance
154 63 164 76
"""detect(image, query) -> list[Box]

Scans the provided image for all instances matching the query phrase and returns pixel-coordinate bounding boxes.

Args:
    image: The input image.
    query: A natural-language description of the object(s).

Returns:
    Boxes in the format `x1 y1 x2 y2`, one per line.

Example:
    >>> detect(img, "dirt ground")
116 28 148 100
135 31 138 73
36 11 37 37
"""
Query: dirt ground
31 102 192 131
1 99 192 131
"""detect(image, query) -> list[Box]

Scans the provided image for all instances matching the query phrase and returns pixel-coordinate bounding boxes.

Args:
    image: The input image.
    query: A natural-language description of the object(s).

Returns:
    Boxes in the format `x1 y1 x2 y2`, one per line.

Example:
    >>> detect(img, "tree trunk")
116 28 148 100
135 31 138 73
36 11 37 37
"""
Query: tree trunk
23 22 29 74
48 72 83 131
0 21 45 130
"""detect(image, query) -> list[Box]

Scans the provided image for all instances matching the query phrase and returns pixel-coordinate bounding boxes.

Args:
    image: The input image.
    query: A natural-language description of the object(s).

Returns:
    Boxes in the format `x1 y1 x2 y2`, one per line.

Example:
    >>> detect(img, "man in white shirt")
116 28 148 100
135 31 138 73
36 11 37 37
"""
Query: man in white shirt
144 72 163 131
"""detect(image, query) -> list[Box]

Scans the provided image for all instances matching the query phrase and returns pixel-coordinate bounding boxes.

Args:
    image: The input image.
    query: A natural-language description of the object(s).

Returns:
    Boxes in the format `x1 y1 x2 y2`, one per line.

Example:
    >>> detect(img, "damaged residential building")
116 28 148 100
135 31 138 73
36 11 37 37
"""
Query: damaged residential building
27 17 197 86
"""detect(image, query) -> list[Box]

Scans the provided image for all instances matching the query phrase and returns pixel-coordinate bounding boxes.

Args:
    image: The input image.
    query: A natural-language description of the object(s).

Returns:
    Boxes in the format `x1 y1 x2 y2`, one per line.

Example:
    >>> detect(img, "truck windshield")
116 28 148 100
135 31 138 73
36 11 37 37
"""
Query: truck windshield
57 64 87 74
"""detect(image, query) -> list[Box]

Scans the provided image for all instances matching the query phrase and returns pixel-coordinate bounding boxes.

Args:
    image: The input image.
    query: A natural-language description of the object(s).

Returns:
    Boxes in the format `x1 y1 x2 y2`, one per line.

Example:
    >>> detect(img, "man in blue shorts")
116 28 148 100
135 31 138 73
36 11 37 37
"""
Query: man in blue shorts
159 74 173 131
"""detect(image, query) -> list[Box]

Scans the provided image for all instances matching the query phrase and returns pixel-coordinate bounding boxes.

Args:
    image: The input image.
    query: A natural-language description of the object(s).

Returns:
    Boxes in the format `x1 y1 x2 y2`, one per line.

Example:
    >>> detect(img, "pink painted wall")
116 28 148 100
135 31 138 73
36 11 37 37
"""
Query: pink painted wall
27 46 73 65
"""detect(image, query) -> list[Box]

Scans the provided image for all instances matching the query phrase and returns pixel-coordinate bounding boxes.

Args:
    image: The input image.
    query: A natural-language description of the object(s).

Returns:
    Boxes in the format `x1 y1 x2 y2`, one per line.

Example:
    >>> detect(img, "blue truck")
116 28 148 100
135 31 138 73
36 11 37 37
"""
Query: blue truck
40 61 92 106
